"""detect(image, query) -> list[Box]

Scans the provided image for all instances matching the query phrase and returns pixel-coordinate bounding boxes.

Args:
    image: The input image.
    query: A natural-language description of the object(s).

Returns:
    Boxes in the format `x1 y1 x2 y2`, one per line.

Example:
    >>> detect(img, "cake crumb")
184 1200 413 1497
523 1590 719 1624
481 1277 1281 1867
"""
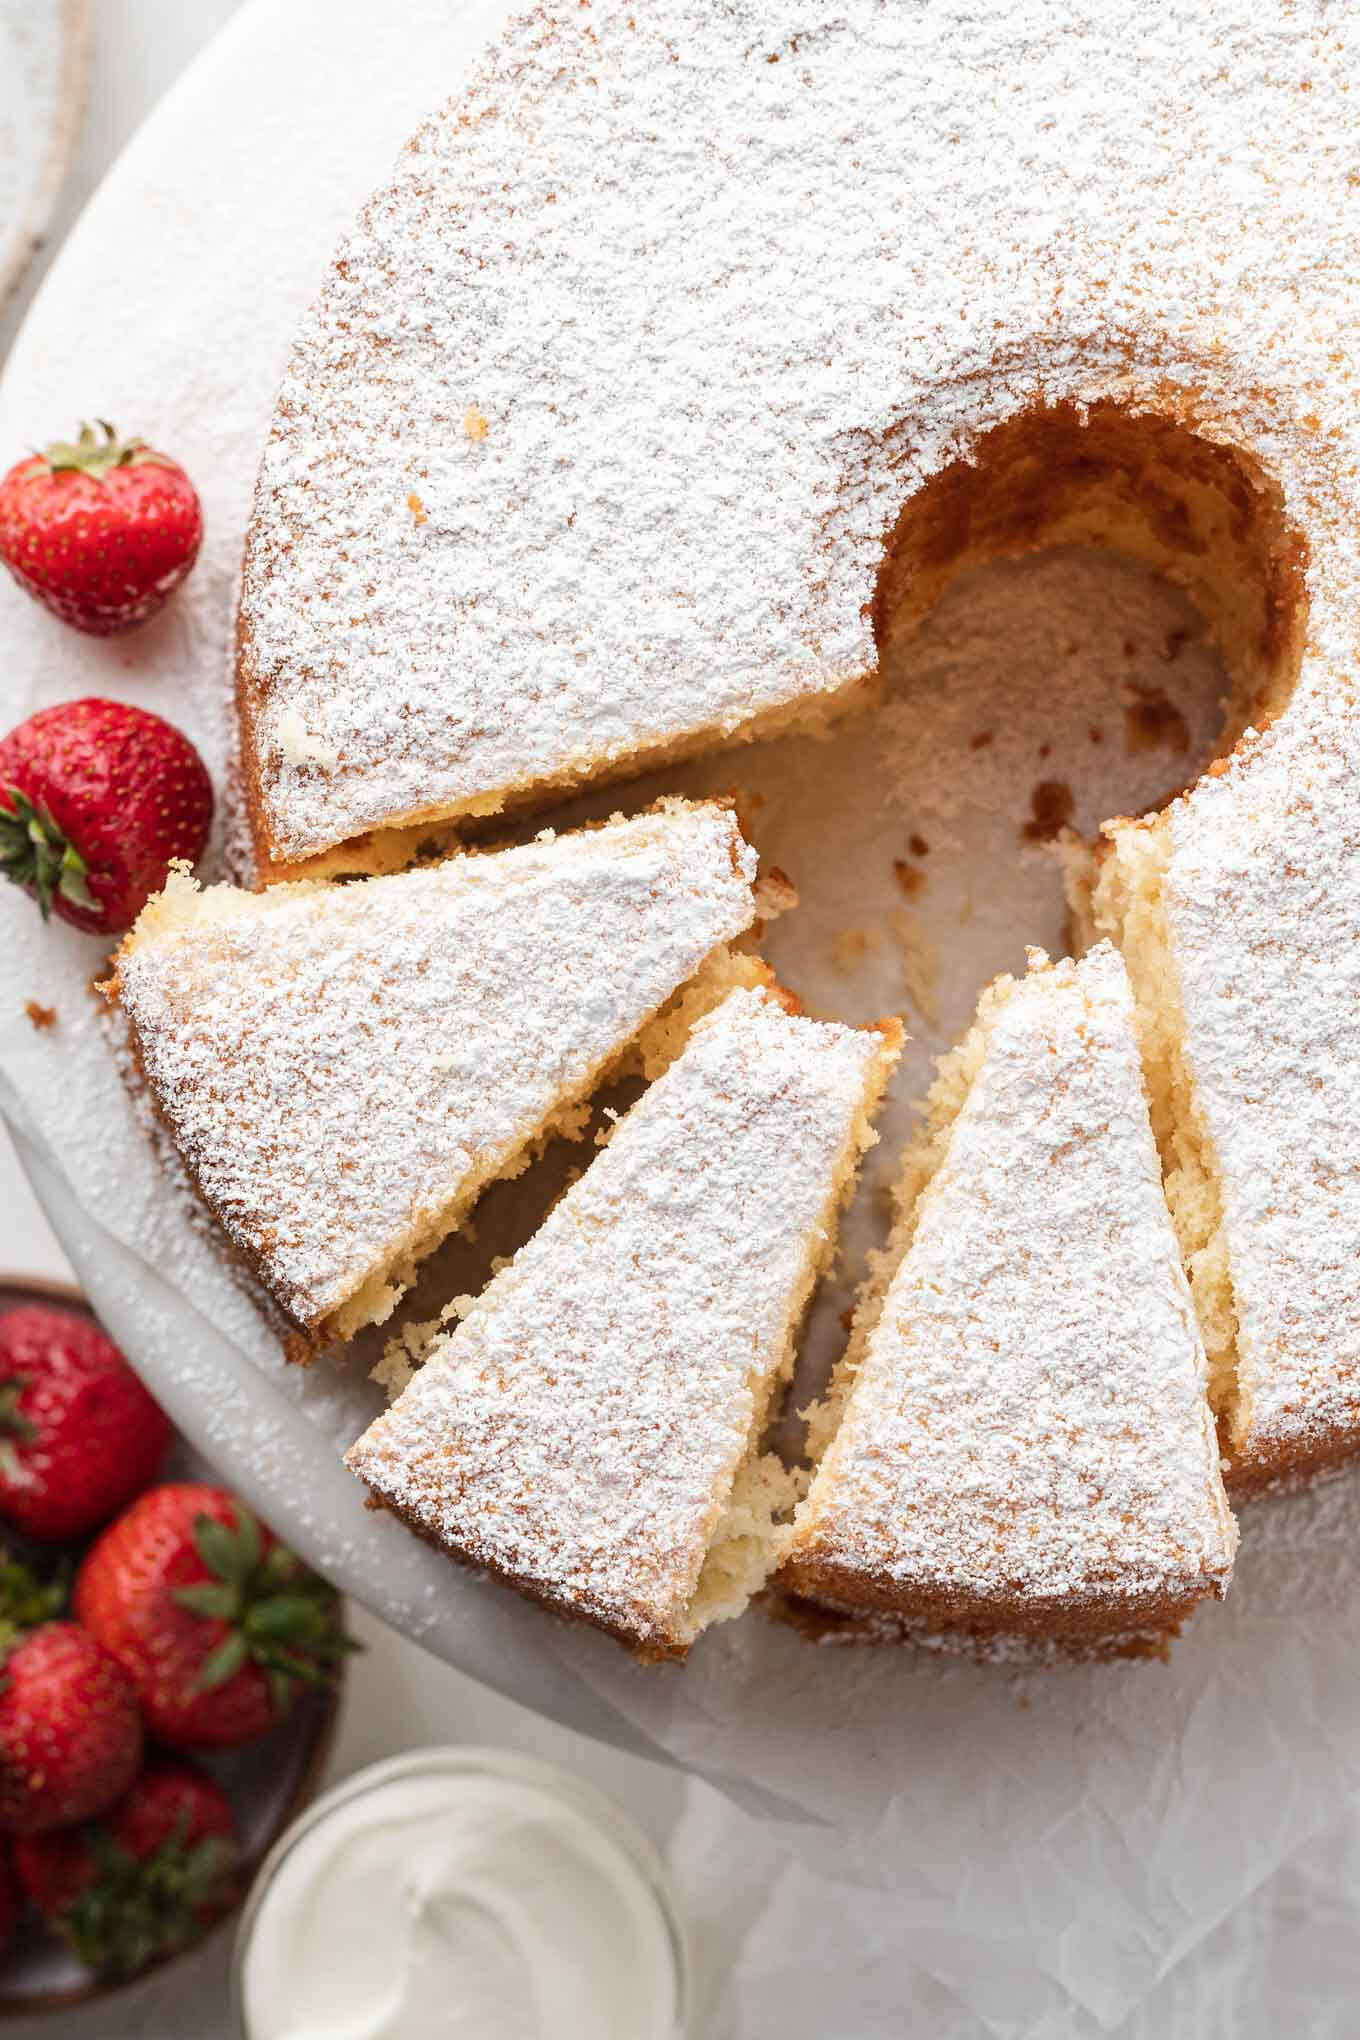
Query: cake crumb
908 833 930 858
1022 780 1075 843
893 858 926 900
1124 685 1190 753
373 1313 445 1399
833 927 881 971
406 491 428 526
23 1000 57 1032
463 404 489 440
753 867 799 921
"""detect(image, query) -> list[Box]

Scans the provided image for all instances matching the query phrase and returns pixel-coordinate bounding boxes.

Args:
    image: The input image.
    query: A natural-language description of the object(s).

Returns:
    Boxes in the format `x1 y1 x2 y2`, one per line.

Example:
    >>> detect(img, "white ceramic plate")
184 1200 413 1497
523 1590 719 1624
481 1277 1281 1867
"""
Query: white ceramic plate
0 0 85 309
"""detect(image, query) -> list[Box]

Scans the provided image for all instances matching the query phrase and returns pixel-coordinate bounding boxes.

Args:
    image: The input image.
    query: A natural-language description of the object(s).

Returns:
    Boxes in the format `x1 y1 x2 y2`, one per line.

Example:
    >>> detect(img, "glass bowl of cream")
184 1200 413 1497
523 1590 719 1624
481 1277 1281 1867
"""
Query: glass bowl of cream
231 1745 689 2040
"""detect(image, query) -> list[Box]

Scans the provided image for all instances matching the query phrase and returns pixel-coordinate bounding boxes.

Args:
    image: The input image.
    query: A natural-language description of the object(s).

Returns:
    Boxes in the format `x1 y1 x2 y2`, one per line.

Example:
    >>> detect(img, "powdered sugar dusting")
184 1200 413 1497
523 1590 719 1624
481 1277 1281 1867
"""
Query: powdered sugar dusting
348 988 896 1652
241 0 1360 867
112 801 756 1331
789 947 1236 1621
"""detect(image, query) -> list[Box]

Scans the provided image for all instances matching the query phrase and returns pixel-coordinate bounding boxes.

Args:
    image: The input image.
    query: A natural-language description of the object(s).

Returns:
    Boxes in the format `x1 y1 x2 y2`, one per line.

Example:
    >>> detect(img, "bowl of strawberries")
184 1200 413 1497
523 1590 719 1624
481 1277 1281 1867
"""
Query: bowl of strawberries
0 1278 350 2011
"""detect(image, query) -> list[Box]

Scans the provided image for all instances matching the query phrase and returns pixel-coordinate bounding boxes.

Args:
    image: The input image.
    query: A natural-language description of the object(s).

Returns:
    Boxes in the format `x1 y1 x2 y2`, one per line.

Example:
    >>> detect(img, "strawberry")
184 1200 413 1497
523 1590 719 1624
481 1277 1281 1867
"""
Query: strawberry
0 1841 21 1959
0 422 202 636
74 1485 354 1749
16 1760 236 1975
0 697 213 934
0 1621 142 1834
0 1305 172 1543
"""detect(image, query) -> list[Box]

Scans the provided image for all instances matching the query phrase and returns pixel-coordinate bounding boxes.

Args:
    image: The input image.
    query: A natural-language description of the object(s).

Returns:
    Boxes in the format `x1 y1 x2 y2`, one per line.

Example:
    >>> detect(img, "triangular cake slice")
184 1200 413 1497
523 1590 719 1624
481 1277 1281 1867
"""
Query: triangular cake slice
781 945 1237 1660
347 987 902 1658
1089 717 1360 1493
104 801 760 1356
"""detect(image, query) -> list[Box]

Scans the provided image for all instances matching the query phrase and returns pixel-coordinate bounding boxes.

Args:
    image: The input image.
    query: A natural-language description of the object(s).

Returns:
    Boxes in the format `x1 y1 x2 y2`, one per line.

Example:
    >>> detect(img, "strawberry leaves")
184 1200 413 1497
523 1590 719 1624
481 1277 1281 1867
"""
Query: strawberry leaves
58 1811 236 1975
0 787 94 921
39 421 163 485
172 1505 356 1710
0 1549 68 1660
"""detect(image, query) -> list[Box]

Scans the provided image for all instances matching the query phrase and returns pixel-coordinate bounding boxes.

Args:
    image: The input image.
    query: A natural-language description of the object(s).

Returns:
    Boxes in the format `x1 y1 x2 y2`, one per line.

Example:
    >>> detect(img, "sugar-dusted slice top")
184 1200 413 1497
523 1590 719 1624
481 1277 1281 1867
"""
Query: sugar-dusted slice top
110 801 757 1334
349 987 900 1653
789 946 1236 1620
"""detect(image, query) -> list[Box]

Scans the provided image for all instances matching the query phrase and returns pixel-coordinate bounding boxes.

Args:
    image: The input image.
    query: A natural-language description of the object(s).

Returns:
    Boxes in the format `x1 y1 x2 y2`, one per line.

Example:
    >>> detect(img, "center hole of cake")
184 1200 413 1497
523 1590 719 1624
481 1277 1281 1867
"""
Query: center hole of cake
872 399 1307 848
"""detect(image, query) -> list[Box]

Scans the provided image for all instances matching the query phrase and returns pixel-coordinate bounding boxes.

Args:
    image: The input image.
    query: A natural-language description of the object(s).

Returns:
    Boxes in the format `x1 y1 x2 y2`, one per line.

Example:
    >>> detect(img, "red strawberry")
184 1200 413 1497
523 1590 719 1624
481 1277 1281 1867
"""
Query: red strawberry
16 1760 236 1975
0 1622 142 1834
74 1485 354 1749
0 1305 171 1542
0 697 213 934
0 421 202 635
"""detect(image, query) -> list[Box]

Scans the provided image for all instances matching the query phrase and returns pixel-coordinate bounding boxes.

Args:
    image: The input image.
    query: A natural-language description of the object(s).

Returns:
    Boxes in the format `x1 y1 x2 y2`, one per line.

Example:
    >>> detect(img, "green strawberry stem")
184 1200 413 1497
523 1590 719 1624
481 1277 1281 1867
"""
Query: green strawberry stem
172 1506 358 1714
0 1547 69 1659
38 420 167 482
62 1815 236 1975
0 787 94 919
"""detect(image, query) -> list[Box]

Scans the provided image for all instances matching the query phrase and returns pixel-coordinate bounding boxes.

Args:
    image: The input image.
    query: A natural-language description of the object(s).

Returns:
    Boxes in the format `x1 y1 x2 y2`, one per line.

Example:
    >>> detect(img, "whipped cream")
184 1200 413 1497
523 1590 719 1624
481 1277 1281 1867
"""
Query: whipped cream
239 1752 683 2040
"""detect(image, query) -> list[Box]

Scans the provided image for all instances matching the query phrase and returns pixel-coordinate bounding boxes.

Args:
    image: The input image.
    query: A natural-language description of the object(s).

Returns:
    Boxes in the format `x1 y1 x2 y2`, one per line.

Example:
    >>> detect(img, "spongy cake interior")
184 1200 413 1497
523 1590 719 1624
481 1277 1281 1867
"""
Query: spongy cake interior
1086 824 1246 1448
682 1019 902 1642
801 975 1015 1475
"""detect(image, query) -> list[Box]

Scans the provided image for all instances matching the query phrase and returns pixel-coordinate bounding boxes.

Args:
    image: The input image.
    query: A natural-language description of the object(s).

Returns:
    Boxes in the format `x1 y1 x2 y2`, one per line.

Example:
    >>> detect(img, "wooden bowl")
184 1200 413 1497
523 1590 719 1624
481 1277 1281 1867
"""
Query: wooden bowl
0 1277 345 2015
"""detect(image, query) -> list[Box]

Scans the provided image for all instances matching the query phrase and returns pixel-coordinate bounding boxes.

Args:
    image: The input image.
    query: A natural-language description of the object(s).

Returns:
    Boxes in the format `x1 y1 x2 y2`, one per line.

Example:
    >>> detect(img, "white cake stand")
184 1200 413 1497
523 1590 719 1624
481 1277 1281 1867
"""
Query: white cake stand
0 0 86 308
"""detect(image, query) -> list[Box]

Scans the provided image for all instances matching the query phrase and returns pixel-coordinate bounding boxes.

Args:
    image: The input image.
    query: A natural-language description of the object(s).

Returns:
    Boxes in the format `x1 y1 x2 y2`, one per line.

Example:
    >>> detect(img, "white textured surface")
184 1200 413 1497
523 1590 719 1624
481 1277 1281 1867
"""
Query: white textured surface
792 946 1235 1626
115 802 755 1329
6 4 1360 2036
351 988 890 1649
1163 718 1360 1476
0 0 82 305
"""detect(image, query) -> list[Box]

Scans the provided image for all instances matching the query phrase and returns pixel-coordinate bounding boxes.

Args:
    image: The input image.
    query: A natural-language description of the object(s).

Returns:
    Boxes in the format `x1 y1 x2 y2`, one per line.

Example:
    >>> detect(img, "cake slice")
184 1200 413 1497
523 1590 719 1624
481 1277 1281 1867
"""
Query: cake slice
1089 719 1360 1494
104 801 760 1357
781 945 1237 1659
346 986 902 1659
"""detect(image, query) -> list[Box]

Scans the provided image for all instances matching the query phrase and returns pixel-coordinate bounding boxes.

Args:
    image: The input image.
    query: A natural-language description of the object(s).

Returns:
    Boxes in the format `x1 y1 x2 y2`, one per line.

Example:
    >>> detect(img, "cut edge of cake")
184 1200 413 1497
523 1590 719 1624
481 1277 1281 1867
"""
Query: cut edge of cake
238 584 879 882
678 1004 904 1653
102 798 763 1359
1084 792 1355 1501
346 987 904 1660
1083 819 1245 1452
780 945 1237 1663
